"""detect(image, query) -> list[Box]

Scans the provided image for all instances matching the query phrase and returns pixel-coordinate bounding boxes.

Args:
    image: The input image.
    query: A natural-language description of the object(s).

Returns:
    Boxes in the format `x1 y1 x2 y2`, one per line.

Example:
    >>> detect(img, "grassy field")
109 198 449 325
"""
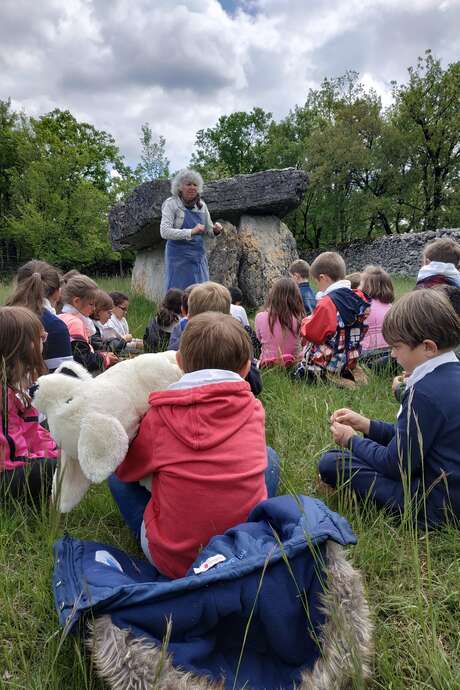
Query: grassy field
1 275 460 689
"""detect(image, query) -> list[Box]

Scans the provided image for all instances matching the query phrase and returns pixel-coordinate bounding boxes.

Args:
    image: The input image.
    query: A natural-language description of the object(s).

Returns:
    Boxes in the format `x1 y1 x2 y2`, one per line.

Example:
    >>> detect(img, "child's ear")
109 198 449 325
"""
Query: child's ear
423 339 439 357
239 359 251 379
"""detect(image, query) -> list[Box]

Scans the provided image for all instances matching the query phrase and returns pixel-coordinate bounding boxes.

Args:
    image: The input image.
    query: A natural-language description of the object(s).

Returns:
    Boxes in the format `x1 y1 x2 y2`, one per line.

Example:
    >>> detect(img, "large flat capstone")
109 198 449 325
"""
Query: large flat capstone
109 168 308 251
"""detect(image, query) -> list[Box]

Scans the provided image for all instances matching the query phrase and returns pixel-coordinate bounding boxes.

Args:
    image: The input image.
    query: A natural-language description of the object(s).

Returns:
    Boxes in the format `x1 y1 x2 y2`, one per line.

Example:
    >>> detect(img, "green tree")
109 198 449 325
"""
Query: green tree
6 109 124 268
393 51 460 231
190 107 273 178
135 123 170 181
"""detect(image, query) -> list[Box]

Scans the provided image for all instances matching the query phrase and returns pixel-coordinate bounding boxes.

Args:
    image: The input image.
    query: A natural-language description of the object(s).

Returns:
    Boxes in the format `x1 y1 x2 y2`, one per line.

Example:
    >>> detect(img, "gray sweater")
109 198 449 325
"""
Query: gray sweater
160 196 215 241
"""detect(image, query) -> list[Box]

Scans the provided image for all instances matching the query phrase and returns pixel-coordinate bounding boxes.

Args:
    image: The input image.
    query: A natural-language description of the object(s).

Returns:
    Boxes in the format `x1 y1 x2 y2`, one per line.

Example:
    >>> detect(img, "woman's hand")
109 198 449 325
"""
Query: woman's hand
123 333 133 343
213 222 223 236
191 224 205 236
331 408 370 435
330 421 356 447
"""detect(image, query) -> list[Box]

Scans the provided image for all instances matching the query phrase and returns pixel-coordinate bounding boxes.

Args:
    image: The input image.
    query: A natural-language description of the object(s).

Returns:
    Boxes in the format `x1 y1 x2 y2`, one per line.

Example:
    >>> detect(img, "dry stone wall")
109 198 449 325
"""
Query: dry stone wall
302 228 460 276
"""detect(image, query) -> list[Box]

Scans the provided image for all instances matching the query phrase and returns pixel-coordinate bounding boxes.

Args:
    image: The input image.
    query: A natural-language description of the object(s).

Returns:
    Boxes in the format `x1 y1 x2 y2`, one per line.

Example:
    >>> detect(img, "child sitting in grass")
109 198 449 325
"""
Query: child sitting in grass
359 266 396 372
0 306 58 503
289 259 316 315
143 288 183 352
229 286 261 359
167 285 195 351
415 237 460 289
108 312 279 578
319 289 460 527
175 281 262 395
292 252 369 387
59 276 118 373
255 277 305 367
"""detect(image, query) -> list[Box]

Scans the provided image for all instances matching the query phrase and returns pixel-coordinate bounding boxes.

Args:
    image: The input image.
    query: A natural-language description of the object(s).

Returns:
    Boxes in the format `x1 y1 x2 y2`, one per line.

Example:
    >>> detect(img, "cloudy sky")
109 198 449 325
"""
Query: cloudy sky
1 0 459 170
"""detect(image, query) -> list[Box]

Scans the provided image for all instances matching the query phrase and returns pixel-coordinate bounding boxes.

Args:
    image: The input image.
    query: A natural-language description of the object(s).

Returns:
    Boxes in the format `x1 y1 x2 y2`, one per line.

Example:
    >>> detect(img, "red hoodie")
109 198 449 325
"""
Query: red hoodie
116 379 268 578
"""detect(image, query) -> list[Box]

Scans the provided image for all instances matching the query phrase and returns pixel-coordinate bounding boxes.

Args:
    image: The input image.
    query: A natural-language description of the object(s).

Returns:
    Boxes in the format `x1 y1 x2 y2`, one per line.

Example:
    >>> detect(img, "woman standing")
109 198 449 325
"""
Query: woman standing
160 169 222 290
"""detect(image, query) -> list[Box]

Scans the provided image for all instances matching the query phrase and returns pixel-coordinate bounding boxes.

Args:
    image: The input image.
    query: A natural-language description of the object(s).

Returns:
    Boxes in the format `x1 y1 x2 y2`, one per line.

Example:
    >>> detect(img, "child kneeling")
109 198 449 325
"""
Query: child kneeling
319 289 460 527
109 312 279 578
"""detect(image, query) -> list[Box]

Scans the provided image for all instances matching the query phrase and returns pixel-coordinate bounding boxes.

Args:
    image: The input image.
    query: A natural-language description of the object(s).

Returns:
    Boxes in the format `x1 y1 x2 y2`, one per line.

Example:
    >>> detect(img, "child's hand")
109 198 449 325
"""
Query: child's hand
106 353 119 366
392 373 406 394
331 408 370 435
330 421 356 447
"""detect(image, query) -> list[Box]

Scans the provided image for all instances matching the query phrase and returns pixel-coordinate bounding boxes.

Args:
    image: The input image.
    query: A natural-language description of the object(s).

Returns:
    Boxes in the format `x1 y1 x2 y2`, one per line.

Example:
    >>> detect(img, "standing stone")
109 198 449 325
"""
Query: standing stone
238 215 298 307
111 168 308 305
131 247 165 303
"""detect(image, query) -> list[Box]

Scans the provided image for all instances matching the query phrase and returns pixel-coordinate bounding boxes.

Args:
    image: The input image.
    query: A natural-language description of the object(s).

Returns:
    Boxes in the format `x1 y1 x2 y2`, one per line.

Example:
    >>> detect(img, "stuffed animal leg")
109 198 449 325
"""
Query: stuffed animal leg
52 450 92 513
78 413 129 483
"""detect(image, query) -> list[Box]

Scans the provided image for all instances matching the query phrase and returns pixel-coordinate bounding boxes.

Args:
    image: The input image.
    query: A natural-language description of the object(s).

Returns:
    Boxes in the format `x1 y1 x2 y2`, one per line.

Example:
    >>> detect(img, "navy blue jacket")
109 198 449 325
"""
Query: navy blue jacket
298 281 316 315
41 309 72 372
53 496 356 689
351 361 460 526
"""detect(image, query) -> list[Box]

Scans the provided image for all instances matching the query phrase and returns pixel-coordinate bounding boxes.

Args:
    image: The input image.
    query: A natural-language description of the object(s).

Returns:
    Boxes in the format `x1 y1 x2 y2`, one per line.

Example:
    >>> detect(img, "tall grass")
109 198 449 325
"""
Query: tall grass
2 273 460 689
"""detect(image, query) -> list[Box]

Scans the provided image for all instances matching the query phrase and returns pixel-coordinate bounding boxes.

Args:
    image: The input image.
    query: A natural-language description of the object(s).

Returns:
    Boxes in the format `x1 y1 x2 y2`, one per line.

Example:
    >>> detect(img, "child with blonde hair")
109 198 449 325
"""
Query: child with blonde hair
58 276 118 373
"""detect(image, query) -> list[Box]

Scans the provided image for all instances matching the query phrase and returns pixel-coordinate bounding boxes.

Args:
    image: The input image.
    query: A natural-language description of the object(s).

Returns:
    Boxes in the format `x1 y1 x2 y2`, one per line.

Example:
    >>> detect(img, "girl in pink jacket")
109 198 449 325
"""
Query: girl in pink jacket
0 306 58 502
255 278 305 367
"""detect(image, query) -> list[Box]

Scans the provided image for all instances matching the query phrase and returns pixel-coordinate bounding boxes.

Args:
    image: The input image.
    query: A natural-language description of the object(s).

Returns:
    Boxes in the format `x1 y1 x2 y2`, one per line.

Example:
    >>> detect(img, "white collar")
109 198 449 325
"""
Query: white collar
61 303 96 336
405 351 459 389
168 369 242 390
417 261 460 287
316 279 351 300
43 298 56 315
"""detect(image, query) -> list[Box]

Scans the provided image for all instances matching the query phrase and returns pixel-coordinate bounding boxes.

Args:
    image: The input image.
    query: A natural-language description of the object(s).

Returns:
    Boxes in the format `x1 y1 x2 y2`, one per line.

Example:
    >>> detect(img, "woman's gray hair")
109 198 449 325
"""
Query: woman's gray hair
171 169 204 196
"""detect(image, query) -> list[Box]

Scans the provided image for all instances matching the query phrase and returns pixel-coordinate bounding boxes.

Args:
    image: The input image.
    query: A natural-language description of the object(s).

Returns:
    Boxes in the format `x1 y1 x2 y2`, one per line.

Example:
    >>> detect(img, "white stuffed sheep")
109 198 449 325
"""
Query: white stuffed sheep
33 351 182 513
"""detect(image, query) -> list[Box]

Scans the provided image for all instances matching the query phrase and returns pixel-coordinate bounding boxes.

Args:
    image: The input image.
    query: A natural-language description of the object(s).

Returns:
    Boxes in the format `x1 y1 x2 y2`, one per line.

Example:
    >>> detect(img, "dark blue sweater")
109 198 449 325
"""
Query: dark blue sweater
298 281 316 315
41 309 73 372
351 361 460 526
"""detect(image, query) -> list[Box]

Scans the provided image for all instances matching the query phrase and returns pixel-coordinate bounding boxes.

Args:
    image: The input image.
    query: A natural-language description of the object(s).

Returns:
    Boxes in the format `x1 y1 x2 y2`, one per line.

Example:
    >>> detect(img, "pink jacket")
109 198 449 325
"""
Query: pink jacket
255 311 302 366
1 388 59 471
361 299 391 351
116 378 268 579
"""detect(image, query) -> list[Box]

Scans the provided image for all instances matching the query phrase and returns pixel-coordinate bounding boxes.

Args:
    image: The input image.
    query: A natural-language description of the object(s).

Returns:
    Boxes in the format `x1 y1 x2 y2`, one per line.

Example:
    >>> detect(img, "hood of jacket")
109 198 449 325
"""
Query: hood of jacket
147 379 261 450
328 288 369 326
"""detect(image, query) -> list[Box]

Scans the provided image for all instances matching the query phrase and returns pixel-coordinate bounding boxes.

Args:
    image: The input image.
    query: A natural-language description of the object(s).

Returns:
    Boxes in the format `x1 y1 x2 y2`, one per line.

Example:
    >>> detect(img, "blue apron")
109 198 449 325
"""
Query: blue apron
165 207 210 290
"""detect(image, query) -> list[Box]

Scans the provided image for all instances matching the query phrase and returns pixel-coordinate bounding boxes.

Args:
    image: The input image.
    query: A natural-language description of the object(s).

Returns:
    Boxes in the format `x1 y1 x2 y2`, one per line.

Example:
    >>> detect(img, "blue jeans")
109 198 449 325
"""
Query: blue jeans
108 446 281 542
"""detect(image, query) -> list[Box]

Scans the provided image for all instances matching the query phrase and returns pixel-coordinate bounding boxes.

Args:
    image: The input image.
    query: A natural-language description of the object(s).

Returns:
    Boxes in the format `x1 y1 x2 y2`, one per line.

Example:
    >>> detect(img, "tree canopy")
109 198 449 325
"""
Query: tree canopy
1 50 459 272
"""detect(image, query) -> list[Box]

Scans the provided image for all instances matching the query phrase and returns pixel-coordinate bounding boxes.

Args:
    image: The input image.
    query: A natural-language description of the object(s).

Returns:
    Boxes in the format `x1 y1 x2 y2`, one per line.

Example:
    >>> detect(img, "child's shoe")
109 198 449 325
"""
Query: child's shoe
351 365 368 386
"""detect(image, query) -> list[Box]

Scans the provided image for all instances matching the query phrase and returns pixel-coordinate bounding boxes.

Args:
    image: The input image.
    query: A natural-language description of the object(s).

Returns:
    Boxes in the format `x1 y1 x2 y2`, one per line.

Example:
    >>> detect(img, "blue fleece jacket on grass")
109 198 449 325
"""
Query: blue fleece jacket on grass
53 495 356 690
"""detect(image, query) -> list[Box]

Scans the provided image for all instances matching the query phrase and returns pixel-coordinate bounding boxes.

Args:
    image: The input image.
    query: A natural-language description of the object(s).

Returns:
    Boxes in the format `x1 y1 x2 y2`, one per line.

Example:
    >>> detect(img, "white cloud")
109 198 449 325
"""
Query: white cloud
0 0 458 170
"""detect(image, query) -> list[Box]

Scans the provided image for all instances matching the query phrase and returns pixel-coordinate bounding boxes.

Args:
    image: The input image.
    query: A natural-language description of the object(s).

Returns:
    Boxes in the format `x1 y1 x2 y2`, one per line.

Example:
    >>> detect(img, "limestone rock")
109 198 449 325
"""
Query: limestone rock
109 168 308 251
131 247 165 304
206 222 241 290
238 215 298 307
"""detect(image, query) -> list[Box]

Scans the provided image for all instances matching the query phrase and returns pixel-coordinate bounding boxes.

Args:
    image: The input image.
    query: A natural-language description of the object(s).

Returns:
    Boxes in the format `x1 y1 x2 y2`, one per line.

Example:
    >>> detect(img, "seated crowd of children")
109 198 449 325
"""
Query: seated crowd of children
2 237 460 581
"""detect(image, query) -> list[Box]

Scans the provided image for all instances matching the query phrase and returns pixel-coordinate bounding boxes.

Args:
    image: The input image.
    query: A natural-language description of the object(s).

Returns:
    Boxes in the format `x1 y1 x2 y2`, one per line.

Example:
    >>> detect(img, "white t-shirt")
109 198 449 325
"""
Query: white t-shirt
230 304 249 328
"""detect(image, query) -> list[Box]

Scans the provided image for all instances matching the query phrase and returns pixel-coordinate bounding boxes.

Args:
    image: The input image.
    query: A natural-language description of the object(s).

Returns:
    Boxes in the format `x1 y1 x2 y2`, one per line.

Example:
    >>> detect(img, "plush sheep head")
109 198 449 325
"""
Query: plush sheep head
33 352 182 512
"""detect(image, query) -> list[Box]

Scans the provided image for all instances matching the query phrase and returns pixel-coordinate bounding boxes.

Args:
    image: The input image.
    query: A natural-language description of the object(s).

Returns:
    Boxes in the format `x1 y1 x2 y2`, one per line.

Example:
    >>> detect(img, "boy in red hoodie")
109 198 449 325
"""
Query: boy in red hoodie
108 312 278 579
292 252 370 386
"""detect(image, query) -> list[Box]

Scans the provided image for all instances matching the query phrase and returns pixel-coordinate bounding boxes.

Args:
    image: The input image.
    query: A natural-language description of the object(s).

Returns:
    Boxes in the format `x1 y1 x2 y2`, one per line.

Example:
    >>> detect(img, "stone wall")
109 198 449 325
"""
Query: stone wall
302 228 460 276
